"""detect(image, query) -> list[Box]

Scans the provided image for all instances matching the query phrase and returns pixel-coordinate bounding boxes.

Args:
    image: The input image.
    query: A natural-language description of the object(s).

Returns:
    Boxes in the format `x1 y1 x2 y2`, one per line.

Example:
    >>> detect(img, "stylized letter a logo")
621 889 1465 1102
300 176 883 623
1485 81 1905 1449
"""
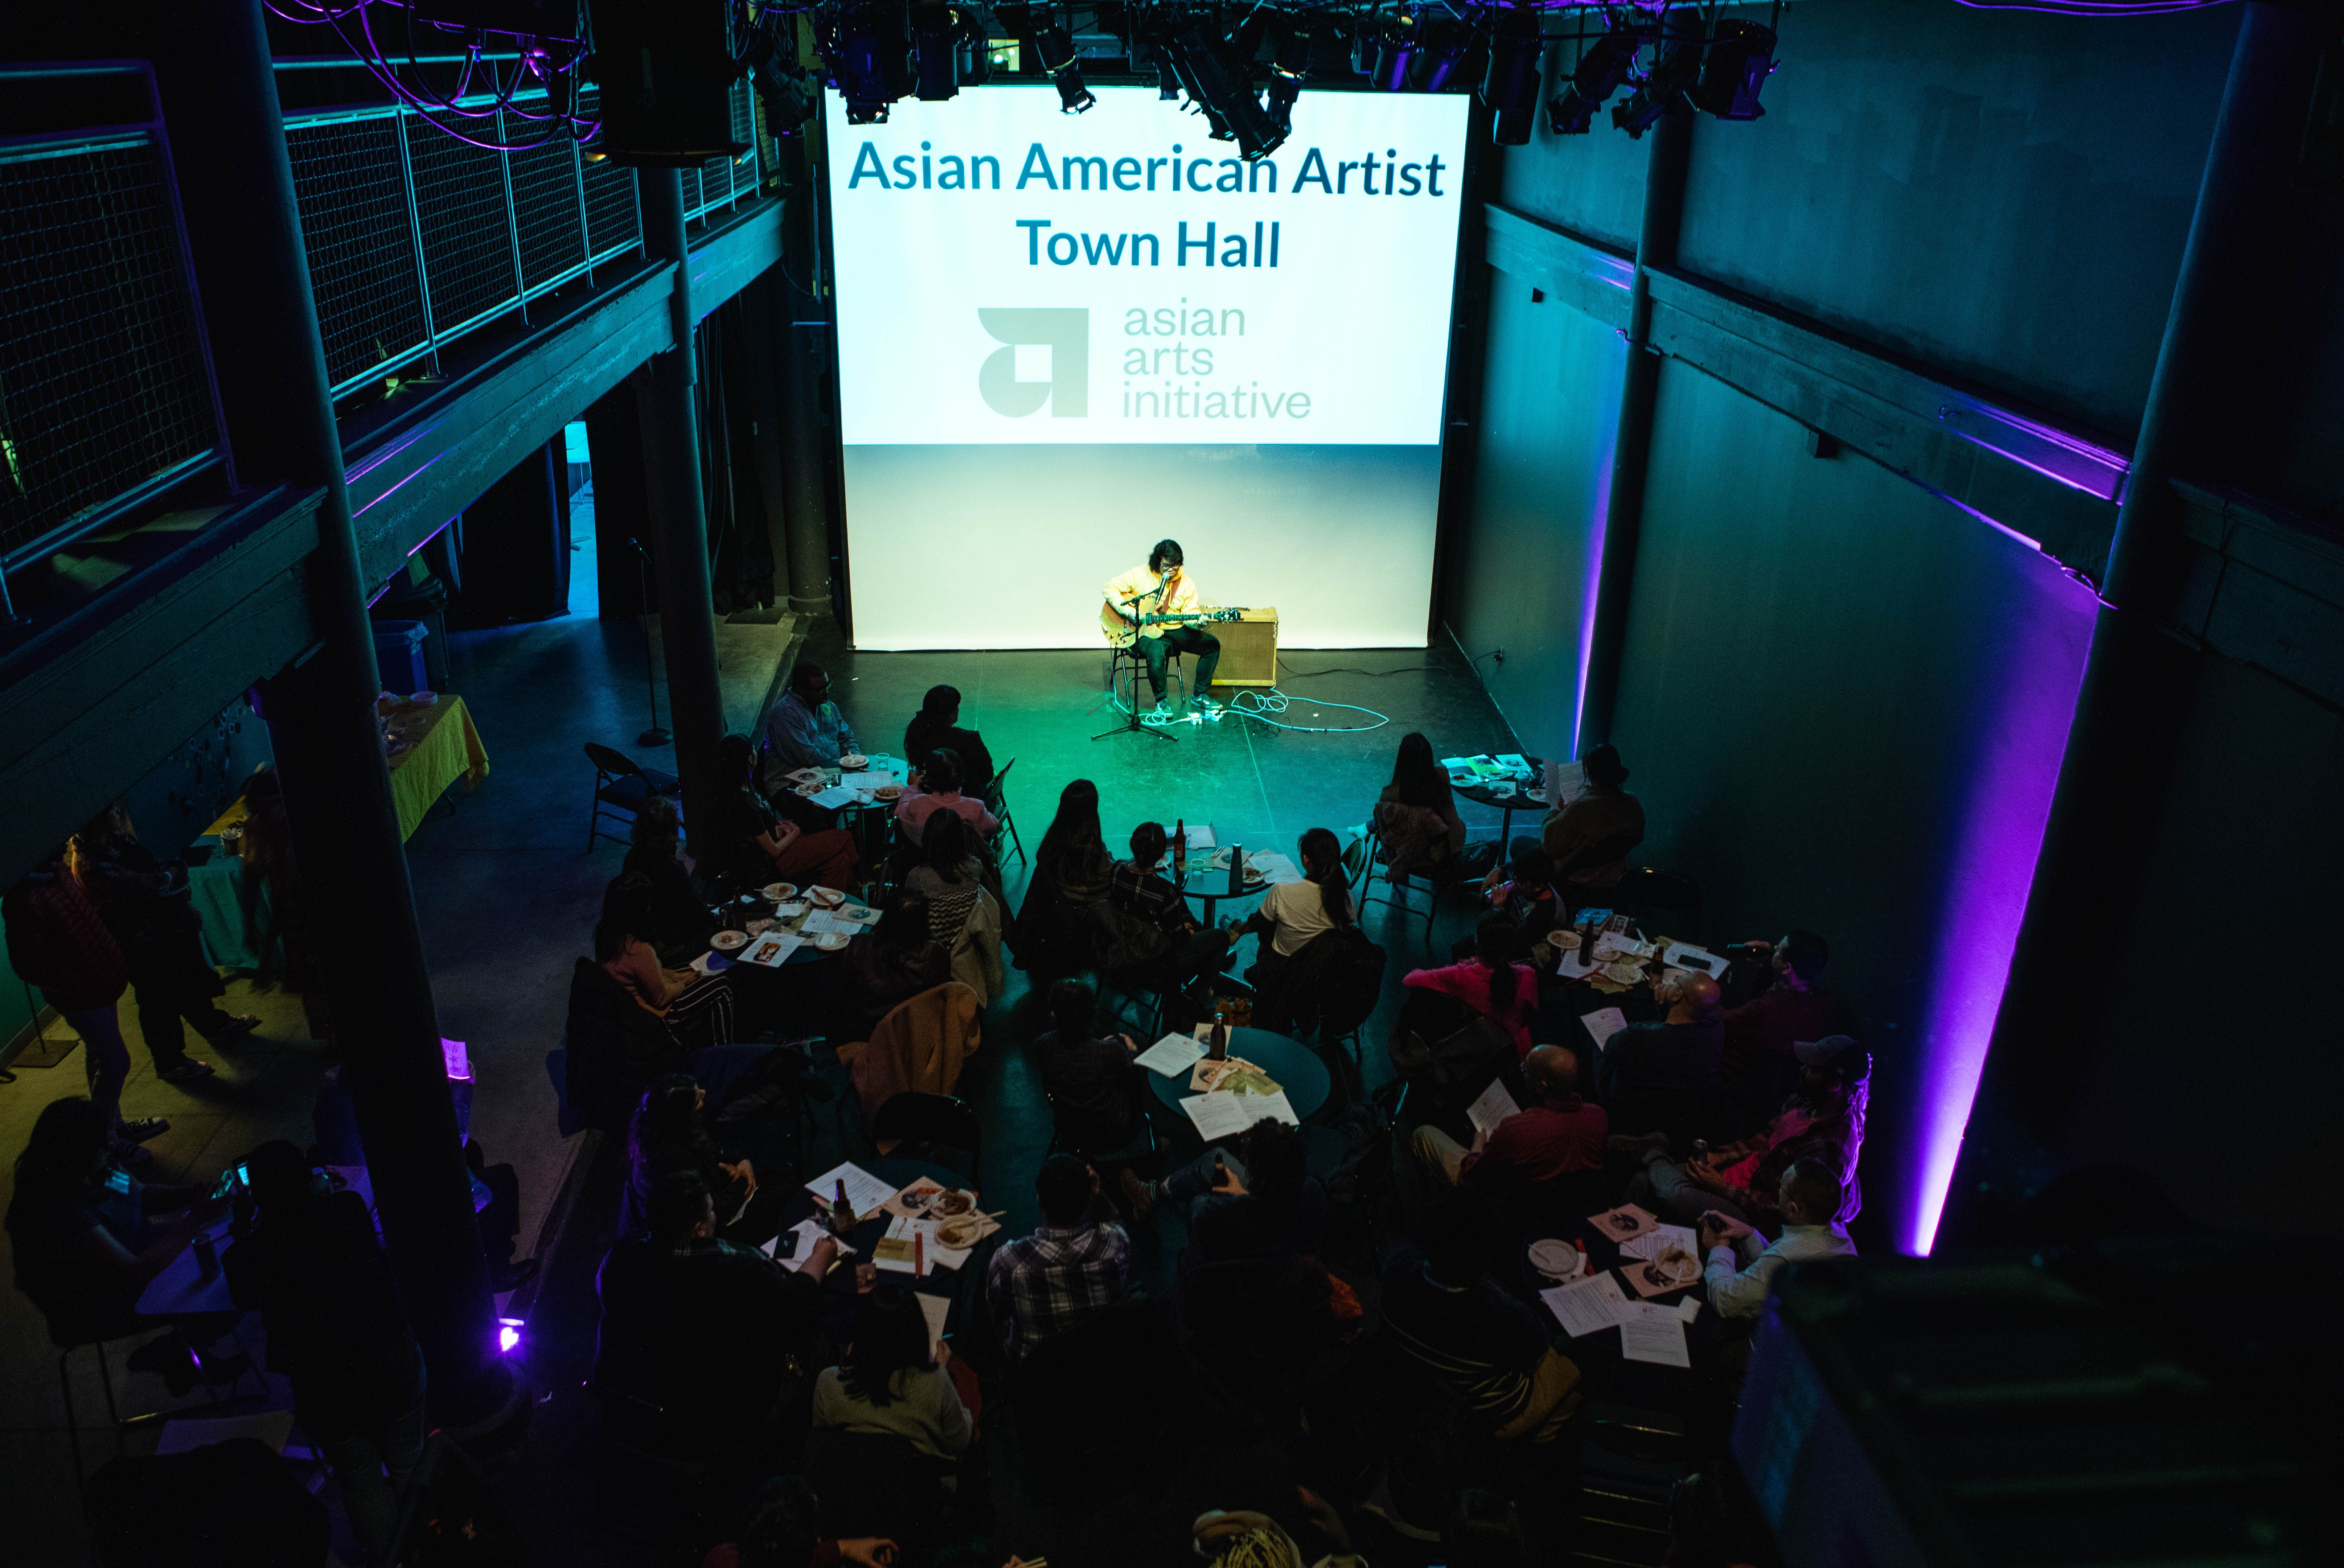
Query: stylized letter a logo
977 308 1088 417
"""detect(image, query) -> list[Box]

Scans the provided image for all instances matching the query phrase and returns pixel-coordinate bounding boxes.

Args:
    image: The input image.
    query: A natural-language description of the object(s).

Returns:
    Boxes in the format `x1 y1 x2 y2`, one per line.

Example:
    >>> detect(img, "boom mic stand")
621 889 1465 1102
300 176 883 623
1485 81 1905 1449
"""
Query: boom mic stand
631 537 670 747
1093 587 1176 744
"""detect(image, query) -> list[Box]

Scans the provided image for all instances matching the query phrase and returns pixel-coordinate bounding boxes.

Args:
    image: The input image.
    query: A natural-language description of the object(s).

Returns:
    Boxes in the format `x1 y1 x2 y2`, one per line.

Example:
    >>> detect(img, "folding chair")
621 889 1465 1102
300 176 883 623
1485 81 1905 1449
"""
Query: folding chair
584 742 680 852
985 757 1027 869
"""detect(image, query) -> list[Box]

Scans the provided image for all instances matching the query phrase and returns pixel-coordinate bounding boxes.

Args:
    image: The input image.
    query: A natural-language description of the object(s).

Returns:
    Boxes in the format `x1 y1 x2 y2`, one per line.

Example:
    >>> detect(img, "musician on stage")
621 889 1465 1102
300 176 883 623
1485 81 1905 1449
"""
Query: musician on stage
1101 539 1222 723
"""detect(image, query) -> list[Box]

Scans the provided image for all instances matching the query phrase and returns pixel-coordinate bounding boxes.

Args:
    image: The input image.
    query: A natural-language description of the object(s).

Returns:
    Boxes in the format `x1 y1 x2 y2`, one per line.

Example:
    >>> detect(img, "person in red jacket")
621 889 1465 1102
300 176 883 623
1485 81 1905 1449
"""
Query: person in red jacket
4 853 167 1160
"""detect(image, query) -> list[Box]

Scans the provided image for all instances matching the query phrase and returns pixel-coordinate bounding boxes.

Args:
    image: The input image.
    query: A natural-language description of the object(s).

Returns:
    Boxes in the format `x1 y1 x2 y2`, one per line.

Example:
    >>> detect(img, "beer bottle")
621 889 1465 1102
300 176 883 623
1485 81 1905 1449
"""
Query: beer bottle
1173 819 1187 880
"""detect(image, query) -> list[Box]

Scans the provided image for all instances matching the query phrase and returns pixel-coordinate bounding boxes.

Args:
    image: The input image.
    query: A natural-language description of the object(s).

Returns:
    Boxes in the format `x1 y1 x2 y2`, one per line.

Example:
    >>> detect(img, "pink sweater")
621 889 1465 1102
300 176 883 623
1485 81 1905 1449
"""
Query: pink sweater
1401 958 1539 1055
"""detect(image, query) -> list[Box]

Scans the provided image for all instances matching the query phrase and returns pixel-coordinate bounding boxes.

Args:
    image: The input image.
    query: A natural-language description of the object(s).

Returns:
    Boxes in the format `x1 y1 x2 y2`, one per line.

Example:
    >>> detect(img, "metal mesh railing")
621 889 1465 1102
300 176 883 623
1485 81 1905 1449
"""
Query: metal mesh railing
505 111 589 293
405 122 522 338
285 113 431 388
0 135 220 558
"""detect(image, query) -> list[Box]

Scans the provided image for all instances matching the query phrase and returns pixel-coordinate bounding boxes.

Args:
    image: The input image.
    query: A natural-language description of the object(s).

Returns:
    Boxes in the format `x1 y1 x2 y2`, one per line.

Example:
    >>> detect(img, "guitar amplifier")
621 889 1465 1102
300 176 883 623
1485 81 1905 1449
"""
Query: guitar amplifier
1209 608 1278 687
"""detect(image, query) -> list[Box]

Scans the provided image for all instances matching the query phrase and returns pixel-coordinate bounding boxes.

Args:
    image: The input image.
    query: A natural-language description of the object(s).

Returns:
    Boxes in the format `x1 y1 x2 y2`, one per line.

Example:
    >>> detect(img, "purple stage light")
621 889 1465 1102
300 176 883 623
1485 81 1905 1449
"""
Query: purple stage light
497 1317 524 1354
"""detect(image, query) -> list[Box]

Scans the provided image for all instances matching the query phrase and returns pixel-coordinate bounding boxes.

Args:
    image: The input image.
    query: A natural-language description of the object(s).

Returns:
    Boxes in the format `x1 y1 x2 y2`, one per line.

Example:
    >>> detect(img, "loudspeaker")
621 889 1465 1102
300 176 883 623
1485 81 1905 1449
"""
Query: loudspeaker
589 1 749 166
1210 608 1279 687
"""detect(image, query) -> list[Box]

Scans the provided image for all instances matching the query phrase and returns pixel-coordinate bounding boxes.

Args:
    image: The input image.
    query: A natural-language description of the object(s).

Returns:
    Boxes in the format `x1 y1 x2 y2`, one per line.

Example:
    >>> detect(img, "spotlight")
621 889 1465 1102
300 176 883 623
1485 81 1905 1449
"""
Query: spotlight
1265 20 1310 136
912 3 959 101
1033 20 1096 113
1420 17 1478 95
1613 38 1703 138
1170 20 1284 161
497 1317 524 1355
955 5 993 86
1365 14 1419 93
1690 18 1776 120
835 4 911 125
1547 25 1647 135
745 28 818 137
1481 4 1543 146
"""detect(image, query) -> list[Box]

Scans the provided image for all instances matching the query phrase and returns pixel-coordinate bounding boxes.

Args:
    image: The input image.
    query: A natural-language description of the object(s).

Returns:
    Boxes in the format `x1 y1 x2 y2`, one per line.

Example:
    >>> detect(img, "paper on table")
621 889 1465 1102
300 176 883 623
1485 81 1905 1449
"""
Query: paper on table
1252 851 1302 886
806 785 858 810
805 1161 900 1217
689 950 732 976
801 911 860 936
739 932 804 968
1581 1007 1631 1051
1465 1079 1522 1137
1619 1309 1692 1367
1660 941 1728 978
919 1291 952 1350
1180 1092 1254 1141
841 771 894 793
1242 1089 1300 1127
1590 1203 1661 1243
1179 823 1216 849
1621 1223 1700 1262
875 1214 939 1274
1557 948 1598 980
1540 1272 1631 1337
769 1218 852 1274
1134 1032 1208 1076
1675 1296 1703 1324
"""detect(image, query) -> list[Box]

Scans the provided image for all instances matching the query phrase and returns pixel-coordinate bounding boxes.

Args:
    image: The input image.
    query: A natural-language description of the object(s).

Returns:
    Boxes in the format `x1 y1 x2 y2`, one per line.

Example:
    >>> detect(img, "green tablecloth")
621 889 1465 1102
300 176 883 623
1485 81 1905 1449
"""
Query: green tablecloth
186 854 261 971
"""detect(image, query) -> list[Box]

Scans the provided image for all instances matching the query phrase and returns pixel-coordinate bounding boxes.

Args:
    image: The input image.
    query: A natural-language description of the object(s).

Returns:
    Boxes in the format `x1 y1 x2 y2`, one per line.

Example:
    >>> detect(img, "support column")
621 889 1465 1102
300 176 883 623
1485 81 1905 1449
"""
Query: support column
636 170 729 851
1575 102 1693 758
774 132 837 621
151 0 501 1418
736 275 797 609
1961 3 2327 1202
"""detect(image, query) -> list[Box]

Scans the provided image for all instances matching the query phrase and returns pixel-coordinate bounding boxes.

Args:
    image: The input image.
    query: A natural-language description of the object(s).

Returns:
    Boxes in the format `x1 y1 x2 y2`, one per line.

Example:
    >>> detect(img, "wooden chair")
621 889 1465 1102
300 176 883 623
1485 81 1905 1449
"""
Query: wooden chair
584 742 679 852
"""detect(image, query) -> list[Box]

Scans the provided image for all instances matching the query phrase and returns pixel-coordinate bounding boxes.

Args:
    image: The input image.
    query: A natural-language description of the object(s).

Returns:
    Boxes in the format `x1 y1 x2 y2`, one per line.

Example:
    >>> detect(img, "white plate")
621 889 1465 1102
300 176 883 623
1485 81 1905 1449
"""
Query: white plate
1549 930 1582 952
1527 1239 1583 1281
762 882 797 902
1602 961 1648 985
807 886 845 909
813 932 851 951
710 930 749 952
838 754 869 770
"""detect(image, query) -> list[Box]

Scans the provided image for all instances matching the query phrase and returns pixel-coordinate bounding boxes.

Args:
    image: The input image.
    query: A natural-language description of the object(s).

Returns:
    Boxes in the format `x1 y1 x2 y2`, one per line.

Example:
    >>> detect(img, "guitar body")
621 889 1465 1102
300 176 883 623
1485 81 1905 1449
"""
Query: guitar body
1100 605 1242 650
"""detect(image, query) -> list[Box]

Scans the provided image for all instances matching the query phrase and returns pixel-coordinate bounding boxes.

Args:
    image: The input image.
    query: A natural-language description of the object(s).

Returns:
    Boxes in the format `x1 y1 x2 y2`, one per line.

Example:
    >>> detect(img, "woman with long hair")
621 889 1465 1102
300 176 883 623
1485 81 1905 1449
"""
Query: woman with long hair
714 732 860 894
906 808 984 947
1402 911 1540 1057
1376 731 1477 878
619 1072 761 1240
1231 827 1355 997
1009 779 1115 975
810 1282 974 1460
618 794 716 964
902 683 995 794
837 889 948 1041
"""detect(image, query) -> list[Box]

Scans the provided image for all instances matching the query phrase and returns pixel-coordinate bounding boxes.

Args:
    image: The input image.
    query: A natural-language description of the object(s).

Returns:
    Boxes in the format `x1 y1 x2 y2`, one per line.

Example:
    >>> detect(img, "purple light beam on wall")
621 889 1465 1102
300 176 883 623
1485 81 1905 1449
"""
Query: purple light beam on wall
1571 337 1630 753
1904 554 2097 1254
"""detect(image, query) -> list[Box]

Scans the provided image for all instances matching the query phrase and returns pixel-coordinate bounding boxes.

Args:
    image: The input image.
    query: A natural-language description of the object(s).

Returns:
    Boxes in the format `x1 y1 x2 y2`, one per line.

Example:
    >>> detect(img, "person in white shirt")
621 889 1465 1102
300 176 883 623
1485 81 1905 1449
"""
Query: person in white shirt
1100 539 1222 723
1698 1161 1856 1318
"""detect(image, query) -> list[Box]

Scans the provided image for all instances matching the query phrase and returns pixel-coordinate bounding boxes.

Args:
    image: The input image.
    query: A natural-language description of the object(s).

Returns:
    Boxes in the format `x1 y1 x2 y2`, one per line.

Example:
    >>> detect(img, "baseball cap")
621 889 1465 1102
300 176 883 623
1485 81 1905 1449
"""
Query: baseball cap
1793 1034 1862 1066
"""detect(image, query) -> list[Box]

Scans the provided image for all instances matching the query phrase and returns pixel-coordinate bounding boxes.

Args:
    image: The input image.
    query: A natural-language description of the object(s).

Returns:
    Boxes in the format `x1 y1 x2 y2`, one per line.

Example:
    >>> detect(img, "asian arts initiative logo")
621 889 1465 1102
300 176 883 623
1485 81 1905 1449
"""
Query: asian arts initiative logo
977 308 1087 417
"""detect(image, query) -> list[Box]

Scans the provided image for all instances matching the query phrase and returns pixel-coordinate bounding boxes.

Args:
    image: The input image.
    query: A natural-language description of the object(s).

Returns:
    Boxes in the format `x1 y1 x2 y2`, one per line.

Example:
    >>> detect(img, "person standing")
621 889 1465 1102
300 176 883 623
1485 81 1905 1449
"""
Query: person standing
1101 539 1222 723
4 856 165 1158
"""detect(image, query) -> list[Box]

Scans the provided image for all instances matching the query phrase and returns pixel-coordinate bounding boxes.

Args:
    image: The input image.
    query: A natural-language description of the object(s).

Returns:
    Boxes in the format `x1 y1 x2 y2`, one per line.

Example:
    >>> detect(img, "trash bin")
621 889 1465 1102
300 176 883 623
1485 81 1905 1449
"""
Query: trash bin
372 620 430 695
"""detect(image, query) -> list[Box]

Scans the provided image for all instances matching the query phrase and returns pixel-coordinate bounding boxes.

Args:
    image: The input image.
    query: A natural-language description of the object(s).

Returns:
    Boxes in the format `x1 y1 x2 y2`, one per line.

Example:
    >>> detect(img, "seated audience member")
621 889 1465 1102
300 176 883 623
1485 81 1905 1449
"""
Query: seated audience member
1381 1188 1581 1442
1403 913 1539 1058
1193 1488 1366 1568
903 809 985 947
620 1074 764 1241
1007 780 1115 976
1104 821 1237 993
1032 980 1142 1153
5 1097 239 1391
838 892 949 1042
1509 743 1643 913
1375 732 1475 878
1413 1045 1605 1193
1482 843 1565 949
620 795 717 965
894 748 998 847
1698 1161 1856 1319
984 1154 1129 1363
701 1475 897 1568
810 1284 973 1462
596 1172 836 1461
1623 1037 1870 1230
1229 827 1356 997
903 684 995 795
762 659 861 785
596 876 736 1047
567 918 692 1132
721 732 861 894
225 1140 422 1565
74 803 257 1083
1596 969 1725 1103
1133 1119 1335 1267
1721 929 1836 1087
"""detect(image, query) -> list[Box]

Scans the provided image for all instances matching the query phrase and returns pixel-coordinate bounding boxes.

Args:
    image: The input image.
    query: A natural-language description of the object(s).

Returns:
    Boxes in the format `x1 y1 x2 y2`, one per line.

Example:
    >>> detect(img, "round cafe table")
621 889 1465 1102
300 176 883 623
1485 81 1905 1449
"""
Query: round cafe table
1450 753 1548 846
774 1156 977 1345
1148 1026 1332 1133
1177 859 1272 923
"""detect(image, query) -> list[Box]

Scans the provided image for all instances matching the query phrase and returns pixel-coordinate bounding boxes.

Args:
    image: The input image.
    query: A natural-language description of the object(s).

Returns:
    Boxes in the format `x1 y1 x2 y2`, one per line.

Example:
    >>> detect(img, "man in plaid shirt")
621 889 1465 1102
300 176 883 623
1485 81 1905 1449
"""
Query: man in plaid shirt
985 1155 1130 1362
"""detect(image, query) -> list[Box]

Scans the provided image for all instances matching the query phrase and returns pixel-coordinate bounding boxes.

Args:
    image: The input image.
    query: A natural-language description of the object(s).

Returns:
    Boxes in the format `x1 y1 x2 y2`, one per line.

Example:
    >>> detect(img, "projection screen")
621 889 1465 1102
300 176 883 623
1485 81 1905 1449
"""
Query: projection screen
825 86 1470 650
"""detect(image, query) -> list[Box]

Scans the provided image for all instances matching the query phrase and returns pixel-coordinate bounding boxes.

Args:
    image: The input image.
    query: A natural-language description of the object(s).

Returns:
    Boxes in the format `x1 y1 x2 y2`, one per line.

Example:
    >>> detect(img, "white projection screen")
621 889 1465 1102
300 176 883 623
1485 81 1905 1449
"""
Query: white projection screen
825 86 1470 650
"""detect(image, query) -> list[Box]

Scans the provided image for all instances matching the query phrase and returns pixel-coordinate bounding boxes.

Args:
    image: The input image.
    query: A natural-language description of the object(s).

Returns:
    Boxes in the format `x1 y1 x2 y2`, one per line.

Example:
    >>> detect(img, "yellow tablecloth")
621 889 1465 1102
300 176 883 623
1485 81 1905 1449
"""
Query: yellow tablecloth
202 696 490 844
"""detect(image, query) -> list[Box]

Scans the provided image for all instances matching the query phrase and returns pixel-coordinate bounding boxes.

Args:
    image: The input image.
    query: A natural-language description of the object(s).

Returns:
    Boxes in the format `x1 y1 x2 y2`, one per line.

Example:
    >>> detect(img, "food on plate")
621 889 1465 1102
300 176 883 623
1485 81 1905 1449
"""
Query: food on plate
710 930 749 952
838 753 869 770
762 882 797 902
935 1190 974 1217
936 1215 984 1249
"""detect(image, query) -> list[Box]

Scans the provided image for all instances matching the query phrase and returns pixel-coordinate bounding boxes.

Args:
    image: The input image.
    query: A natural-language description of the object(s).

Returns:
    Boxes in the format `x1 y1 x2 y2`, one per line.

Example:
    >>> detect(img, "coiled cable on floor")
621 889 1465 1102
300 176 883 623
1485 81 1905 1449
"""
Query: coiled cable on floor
1221 686 1392 734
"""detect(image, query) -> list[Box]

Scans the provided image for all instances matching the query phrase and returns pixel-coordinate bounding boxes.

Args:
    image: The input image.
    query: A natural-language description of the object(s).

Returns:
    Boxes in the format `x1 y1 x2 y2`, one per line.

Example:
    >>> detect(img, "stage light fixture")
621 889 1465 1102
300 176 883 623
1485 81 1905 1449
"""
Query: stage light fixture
1690 18 1776 120
1612 37 1703 138
746 28 820 137
1481 5 1543 145
1265 20 1311 136
1421 17 1479 95
1366 15 1420 92
835 4 912 125
955 6 995 86
1547 24 1648 135
1034 20 1097 113
912 3 960 101
1170 20 1285 161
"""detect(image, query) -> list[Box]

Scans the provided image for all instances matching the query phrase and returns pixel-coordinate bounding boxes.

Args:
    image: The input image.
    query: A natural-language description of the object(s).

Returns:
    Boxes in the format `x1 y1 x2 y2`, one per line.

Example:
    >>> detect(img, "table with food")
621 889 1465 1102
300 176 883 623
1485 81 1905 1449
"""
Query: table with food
1519 1200 1724 1398
1540 912 1739 1061
1136 1023 1332 1141
700 881 883 972
777 750 910 856
776 1156 997 1347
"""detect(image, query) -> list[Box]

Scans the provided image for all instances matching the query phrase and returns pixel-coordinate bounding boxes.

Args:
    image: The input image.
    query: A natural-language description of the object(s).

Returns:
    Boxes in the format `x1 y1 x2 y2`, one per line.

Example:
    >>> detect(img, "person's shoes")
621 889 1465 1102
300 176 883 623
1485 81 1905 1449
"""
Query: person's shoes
492 1258 541 1292
208 1015 262 1046
1142 700 1177 727
160 1059 215 1084
1118 1168 1159 1223
1194 696 1224 719
118 1116 170 1143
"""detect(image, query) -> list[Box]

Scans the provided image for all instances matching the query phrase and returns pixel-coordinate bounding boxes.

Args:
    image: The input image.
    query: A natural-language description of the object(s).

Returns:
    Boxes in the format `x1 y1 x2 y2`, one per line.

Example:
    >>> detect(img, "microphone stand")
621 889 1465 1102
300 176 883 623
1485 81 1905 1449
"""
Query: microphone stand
1093 586 1176 744
631 538 670 747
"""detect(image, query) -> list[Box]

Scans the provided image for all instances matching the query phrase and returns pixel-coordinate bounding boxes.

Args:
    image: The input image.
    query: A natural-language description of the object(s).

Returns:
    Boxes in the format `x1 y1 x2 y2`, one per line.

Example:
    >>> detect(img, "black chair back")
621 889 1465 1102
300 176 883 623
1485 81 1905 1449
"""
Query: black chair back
870 1090 983 1177
800 1427 948 1547
585 741 644 778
